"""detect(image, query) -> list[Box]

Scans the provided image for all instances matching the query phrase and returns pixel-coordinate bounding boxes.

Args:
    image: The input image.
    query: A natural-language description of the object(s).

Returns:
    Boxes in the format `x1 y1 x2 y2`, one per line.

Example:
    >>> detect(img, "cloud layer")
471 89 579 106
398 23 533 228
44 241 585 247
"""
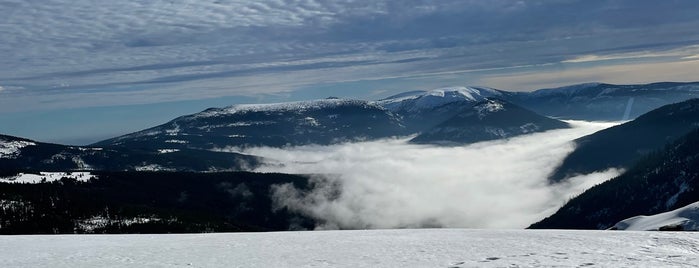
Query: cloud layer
240 121 621 229
2 1 699 113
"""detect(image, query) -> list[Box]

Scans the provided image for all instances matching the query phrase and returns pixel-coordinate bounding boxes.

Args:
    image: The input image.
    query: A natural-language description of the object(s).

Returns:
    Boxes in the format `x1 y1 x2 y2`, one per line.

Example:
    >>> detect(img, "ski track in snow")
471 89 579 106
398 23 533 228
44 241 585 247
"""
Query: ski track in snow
1 229 698 267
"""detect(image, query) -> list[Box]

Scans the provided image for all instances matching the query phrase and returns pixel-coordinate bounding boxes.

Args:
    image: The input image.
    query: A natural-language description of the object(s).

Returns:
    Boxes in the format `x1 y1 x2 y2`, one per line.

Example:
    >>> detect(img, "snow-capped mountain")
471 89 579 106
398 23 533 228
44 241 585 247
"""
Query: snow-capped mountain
376 86 506 112
510 82 699 121
94 98 408 150
612 201 699 231
410 99 570 145
531 127 699 230
549 98 699 182
0 134 258 172
375 86 511 132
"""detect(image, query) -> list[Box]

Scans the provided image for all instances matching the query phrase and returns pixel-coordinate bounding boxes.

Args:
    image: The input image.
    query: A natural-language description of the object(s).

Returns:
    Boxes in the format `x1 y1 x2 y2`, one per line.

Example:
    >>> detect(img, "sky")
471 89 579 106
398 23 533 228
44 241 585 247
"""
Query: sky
2 0 699 144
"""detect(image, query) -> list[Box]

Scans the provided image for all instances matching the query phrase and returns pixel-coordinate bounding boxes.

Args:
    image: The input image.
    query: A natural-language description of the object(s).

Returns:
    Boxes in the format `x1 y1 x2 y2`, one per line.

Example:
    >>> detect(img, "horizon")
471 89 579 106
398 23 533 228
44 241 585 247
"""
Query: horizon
2 80 695 145
3 1 699 144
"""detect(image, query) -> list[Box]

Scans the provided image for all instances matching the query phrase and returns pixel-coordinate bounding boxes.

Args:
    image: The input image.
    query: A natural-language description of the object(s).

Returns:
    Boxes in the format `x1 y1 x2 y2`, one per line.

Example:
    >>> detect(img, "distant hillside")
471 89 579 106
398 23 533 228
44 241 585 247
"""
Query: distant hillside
0 134 258 172
510 82 699 121
550 98 699 182
93 99 408 150
531 128 699 230
0 171 316 234
411 99 569 145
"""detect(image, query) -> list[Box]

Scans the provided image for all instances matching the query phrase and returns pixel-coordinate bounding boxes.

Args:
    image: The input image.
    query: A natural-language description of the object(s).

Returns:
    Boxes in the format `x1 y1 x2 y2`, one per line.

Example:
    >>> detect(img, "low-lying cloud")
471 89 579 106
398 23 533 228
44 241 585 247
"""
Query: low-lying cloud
241 121 621 229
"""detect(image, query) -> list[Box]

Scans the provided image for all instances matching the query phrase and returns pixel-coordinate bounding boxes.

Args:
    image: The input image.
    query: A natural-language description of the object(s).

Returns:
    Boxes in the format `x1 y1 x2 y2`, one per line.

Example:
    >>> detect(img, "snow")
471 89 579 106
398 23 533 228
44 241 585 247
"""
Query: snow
474 99 505 119
134 164 175 172
613 201 699 231
195 99 378 118
0 229 697 267
0 139 35 159
165 139 188 144
76 216 171 233
0 172 96 184
302 117 320 126
376 86 502 112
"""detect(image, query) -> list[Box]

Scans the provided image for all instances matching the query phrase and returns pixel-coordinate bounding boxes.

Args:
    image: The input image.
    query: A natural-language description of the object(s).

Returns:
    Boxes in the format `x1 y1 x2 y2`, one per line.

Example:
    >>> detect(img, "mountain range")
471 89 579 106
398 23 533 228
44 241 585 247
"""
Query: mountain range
2 81 699 233
3 81 699 173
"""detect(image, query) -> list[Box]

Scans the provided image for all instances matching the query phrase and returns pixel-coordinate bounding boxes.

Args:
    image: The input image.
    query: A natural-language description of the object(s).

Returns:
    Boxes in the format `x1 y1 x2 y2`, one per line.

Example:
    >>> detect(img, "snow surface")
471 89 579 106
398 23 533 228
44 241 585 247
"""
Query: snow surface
613 201 699 231
134 164 175 172
474 99 505 119
0 139 35 159
0 172 95 184
1 229 698 267
157 149 180 154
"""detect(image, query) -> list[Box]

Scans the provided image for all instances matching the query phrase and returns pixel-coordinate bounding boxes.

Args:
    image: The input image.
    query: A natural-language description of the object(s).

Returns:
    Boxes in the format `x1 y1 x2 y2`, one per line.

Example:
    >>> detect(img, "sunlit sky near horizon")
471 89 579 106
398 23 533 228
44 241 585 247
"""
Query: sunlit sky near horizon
2 0 699 144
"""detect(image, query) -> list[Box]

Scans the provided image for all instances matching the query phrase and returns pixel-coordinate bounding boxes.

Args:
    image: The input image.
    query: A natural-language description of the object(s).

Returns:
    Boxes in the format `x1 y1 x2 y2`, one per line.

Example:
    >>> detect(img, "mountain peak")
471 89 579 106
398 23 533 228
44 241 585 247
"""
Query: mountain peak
376 86 504 112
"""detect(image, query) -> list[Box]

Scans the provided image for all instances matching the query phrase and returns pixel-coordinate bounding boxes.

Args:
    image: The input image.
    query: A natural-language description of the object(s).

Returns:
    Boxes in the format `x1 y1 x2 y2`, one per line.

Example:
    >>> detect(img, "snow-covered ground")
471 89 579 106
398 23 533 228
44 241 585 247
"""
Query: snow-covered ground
0 172 95 184
1 229 697 267
613 201 699 231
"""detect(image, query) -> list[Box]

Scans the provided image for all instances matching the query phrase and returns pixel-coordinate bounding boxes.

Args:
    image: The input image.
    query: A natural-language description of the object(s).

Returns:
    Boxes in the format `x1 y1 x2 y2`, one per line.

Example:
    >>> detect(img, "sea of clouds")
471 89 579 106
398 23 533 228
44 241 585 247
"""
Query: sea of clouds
240 120 621 229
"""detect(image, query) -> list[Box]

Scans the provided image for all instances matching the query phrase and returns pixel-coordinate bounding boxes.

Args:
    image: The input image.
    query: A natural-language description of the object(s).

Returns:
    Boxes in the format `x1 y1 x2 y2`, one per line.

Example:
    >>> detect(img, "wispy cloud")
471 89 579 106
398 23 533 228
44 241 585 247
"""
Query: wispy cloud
479 59 699 90
238 121 621 229
2 0 699 112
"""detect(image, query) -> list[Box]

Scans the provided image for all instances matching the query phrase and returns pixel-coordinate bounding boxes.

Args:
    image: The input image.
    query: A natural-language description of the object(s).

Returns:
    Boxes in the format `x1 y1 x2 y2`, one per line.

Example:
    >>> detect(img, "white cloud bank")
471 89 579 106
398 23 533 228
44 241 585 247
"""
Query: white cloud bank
240 120 622 229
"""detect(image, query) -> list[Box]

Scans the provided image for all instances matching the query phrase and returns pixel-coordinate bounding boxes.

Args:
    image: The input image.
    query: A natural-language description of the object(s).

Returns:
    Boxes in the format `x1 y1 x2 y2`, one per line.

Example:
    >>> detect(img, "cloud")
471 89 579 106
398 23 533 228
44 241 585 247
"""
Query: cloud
238 120 621 229
2 0 699 112
478 59 699 90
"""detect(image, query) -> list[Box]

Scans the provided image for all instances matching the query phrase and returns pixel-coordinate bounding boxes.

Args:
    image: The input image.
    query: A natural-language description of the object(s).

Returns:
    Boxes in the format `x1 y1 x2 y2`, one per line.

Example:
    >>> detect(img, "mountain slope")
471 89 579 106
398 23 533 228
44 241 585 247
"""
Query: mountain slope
94 99 408 150
510 82 699 121
550 98 699 182
410 99 570 145
0 134 258 172
530 128 699 230
0 171 314 234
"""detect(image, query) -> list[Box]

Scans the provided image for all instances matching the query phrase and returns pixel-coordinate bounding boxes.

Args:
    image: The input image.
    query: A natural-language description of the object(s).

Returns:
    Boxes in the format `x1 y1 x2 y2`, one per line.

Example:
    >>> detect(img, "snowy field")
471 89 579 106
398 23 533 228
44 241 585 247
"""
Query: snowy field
0 172 95 184
1 229 698 267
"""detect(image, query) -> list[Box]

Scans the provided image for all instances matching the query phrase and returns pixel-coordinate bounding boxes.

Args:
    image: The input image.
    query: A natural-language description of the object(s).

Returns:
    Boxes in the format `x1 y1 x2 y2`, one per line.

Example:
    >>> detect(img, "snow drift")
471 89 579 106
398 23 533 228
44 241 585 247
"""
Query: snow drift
613 201 699 231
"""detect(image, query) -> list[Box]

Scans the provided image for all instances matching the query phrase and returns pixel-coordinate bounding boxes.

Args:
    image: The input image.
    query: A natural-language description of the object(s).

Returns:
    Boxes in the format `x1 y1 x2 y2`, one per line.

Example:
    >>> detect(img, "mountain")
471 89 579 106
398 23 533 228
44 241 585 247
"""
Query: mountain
92 82 699 151
510 82 699 121
375 86 511 132
410 99 570 145
0 134 258 172
611 201 699 231
94 99 408 150
549 98 699 182
530 128 699 230
376 82 699 126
